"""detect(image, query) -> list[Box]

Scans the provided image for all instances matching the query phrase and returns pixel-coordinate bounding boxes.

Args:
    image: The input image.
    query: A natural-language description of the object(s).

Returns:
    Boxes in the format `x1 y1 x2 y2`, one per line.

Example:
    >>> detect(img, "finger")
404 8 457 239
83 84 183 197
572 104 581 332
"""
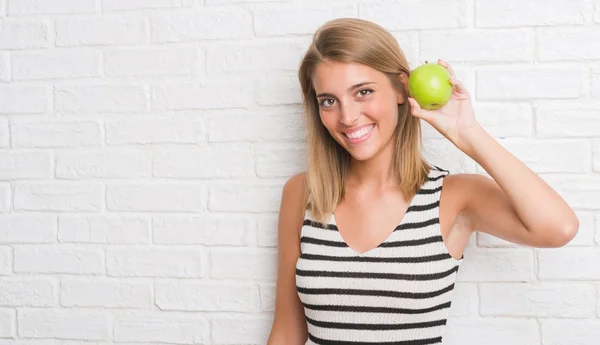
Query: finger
449 77 468 95
438 59 456 78
408 97 432 122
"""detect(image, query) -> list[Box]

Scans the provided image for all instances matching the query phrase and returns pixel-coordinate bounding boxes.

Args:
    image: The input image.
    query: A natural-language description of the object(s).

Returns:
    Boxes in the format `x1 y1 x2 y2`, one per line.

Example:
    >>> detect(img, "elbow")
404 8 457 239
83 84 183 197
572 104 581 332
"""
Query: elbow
547 216 580 248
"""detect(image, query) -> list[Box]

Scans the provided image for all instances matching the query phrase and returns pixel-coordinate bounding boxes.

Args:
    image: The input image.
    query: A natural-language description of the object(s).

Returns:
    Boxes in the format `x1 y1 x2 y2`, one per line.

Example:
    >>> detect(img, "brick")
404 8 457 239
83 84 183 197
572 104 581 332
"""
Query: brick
105 48 198 77
206 38 309 74
0 19 49 49
254 3 357 36
0 308 14 338
0 183 9 212
210 248 277 281
155 281 259 312
0 118 7 147
477 67 586 100
538 247 600 280
153 144 254 178
153 214 250 246
593 69 600 97
474 103 533 138
103 0 182 11
480 282 595 317
0 277 56 307
421 29 533 62
14 181 103 212
595 140 600 172
8 0 94 15
448 283 478 317
0 85 48 114
209 182 282 212
150 8 251 42
208 109 304 142
541 319 600 345
0 52 9 81
106 183 206 212
392 32 419 68
151 78 252 110
539 27 600 61
56 14 146 47
18 309 110 340
56 149 152 179
61 278 151 308
14 244 104 274
0 246 10 276
0 215 56 243
254 72 302 106
106 247 204 278
256 143 307 178
541 174 600 209
11 120 102 148
487 139 592 173
212 316 271 345
257 215 278 248
360 0 465 31
444 317 539 345
207 0 286 4
536 101 600 138
456 248 534 282
475 0 589 28
114 311 209 344
253 3 354 36
259 283 275 312
12 50 100 80
595 213 600 245
58 215 150 244
55 85 148 113
422 138 477 173
105 117 204 145
0 151 51 179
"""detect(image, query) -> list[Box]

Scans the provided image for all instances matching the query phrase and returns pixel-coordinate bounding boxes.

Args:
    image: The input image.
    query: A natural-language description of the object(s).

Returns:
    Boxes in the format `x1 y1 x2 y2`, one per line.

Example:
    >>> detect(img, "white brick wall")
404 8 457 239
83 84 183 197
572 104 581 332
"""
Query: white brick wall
0 0 598 344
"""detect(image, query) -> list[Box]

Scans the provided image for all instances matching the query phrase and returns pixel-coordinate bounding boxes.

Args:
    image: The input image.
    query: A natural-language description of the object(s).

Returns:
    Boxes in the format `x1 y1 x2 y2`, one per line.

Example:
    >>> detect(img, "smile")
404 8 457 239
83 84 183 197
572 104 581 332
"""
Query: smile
343 124 376 145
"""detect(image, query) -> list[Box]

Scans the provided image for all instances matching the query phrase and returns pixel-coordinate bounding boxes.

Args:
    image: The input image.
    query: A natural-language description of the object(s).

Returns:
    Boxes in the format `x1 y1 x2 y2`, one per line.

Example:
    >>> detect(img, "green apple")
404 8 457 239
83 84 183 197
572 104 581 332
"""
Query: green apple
408 62 453 110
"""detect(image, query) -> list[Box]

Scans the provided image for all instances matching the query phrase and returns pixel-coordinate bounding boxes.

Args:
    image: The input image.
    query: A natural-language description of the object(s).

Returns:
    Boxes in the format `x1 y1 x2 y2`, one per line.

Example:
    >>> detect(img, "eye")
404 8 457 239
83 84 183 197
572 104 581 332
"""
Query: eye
357 88 373 97
318 98 336 109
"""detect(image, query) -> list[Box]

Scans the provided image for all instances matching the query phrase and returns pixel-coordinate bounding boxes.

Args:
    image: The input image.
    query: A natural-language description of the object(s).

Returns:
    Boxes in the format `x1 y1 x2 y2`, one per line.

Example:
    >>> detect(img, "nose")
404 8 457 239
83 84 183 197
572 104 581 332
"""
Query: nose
339 102 360 126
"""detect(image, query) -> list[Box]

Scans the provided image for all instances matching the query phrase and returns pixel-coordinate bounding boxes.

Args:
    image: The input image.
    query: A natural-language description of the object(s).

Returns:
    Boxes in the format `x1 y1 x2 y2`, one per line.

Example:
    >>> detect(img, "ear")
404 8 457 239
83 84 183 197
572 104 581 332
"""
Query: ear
396 73 409 105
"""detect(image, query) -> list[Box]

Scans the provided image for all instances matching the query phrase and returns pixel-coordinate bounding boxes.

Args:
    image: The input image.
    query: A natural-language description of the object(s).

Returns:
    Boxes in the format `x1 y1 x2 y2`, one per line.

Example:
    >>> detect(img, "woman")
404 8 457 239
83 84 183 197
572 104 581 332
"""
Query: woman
267 18 578 345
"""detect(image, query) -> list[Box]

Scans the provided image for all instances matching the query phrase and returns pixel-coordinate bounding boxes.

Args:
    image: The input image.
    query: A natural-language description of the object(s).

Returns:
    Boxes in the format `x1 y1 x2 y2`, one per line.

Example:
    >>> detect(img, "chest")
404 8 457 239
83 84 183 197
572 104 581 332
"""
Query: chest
333 190 411 254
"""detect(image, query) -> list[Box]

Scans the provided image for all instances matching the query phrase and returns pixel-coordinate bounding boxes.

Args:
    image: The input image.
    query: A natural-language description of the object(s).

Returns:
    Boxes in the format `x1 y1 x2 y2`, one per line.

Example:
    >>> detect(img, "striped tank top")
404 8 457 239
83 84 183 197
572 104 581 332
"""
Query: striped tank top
296 166 464 345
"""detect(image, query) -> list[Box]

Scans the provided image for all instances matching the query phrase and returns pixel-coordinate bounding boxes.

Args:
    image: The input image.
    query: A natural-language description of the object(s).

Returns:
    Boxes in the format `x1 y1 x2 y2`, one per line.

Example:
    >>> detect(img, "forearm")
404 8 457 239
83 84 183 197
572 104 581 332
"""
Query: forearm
458 124 579 238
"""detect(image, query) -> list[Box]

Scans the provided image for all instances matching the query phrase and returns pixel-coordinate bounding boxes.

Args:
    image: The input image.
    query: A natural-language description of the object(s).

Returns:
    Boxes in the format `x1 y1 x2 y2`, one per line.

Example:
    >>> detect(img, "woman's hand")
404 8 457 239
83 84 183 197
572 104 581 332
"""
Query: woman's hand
407 59 480 151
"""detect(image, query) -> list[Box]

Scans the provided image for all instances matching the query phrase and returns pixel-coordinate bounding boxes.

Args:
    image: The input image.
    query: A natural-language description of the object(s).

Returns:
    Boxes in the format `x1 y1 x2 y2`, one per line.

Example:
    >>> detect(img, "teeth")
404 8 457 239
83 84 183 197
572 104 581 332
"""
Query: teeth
345 125 374 139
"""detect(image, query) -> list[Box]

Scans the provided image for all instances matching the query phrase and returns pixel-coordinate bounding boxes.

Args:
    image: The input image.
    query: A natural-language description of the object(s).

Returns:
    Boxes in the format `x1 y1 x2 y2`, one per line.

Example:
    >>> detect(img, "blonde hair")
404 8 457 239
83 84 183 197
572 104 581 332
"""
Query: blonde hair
298 18 431 224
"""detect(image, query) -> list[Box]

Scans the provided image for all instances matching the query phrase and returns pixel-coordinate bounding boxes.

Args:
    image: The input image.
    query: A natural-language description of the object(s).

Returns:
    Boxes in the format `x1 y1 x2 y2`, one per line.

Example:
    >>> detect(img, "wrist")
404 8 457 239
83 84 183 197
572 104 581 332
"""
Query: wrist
456 124 489 157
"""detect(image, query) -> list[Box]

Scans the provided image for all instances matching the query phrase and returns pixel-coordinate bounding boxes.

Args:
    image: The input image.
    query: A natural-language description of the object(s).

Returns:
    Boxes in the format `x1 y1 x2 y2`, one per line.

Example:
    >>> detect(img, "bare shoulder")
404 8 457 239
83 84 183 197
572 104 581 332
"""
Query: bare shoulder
440 172 500 230
279 171 308 239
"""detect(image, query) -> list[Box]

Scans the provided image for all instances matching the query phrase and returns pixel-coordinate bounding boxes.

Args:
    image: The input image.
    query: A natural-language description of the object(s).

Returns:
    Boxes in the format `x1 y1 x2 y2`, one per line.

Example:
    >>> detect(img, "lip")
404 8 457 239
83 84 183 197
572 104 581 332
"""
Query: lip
341 124 375 134
342 124 375 145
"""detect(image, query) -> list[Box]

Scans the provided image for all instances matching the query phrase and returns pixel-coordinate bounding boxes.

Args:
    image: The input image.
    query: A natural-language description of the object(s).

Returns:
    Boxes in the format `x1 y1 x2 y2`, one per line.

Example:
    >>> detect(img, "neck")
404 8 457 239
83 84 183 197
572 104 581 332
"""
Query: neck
345 140 396 189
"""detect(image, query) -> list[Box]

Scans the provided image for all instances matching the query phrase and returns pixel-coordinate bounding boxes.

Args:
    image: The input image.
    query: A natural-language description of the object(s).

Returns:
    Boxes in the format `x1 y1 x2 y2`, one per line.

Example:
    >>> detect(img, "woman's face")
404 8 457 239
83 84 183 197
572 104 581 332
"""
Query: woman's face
312 60 406 162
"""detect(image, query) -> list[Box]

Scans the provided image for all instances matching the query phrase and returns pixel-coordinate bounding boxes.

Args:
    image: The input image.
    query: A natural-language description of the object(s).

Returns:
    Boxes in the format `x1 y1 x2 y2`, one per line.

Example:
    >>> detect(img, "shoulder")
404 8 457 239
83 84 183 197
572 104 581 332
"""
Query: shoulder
282 171 307 204
441 172 497 219
278 171 308 238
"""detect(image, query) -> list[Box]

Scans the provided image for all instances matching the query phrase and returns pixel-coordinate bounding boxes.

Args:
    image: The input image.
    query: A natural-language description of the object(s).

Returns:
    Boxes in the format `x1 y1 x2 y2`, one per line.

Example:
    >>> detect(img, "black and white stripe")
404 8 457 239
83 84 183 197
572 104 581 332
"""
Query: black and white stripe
296 166 463 345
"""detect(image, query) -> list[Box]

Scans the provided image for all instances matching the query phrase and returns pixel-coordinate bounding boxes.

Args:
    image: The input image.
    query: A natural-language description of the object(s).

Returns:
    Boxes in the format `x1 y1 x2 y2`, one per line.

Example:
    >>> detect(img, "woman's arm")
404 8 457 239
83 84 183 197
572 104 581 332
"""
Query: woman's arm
449 126 578 247
267 173 308 345
409 59 578 247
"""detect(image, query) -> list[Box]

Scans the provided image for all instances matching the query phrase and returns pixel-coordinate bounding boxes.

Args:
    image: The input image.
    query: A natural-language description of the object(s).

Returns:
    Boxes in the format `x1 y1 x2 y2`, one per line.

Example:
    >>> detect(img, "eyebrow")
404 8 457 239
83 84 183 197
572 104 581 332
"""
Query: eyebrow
316 82 376 98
